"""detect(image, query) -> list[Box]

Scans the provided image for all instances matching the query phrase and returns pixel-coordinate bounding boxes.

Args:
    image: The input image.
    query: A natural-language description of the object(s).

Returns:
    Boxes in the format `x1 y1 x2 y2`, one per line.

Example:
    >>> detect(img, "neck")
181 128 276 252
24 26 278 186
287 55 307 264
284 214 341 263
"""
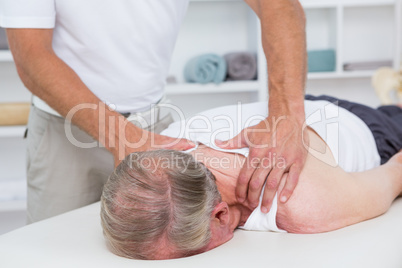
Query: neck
214 170 252 231
228 205 252 231
190 145 252 230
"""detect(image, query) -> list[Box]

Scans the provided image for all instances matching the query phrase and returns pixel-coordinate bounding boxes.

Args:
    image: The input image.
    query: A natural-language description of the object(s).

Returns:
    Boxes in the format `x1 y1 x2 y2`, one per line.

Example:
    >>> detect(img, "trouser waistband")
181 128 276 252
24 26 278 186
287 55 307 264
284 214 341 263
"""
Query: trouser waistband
121 95 172 130
31 95 171 130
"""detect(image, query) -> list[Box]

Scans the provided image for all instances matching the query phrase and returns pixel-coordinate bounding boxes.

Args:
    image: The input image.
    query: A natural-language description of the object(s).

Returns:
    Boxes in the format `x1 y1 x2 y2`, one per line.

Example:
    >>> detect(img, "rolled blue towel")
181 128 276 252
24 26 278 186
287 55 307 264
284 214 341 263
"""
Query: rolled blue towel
184 54 227 84
308 49 336 72
224 52 257 81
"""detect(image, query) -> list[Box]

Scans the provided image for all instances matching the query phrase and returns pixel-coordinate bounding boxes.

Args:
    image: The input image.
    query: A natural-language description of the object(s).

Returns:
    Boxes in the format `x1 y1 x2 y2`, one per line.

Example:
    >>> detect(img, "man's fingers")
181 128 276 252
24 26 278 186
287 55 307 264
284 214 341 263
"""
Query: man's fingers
246 162 272 208
235 154 259 203
215 130 248 150
279 164 302 203
260 166 286 213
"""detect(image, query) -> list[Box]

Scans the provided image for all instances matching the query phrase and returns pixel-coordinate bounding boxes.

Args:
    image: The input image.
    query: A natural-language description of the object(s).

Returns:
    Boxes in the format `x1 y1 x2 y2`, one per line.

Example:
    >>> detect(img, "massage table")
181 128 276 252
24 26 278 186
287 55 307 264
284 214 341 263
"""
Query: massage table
1 199 401 267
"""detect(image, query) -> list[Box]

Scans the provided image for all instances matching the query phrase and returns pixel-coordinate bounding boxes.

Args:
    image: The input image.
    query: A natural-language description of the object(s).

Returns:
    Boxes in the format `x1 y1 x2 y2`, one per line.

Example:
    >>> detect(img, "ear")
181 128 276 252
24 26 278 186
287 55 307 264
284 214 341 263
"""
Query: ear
203 202 233 253
212 202 230 226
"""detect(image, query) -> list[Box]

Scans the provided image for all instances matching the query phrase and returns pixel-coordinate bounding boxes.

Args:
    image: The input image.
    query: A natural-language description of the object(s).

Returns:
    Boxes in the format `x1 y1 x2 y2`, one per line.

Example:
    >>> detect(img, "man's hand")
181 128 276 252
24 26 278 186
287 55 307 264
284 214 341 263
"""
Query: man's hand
237 0 307 213
112 125 195 167
216 110 308 213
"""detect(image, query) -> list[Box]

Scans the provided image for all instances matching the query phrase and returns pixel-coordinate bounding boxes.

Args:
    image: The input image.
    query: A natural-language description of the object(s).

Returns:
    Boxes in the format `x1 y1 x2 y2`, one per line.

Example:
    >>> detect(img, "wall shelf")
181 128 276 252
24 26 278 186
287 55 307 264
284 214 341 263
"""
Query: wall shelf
308 70 375 79
0 50 12 62
166 81 259 95
0 200 26 212
166 71 376 94
0 126 26 138
168 0 401 101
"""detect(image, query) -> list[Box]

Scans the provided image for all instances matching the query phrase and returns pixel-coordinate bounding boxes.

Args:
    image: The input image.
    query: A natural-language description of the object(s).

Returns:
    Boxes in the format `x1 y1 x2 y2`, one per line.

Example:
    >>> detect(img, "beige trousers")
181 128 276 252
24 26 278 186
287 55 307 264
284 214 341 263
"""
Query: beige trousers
26 106 173 223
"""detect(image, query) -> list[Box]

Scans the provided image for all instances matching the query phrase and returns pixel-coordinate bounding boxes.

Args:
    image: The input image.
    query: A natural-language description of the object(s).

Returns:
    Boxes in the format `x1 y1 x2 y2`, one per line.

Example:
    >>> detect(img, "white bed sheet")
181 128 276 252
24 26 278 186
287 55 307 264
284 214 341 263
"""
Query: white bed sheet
1 199 402 268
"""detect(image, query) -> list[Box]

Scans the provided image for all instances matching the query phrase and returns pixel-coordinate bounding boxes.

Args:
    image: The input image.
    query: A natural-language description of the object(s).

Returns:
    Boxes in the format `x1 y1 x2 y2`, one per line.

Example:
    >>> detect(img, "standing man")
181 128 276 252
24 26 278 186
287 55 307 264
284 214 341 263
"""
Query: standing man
0 0 307 223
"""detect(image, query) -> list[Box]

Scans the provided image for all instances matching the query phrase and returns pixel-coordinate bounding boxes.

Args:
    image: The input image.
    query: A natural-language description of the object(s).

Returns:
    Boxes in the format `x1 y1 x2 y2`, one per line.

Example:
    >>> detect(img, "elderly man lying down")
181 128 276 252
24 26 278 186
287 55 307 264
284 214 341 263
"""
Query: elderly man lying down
100 95 402 260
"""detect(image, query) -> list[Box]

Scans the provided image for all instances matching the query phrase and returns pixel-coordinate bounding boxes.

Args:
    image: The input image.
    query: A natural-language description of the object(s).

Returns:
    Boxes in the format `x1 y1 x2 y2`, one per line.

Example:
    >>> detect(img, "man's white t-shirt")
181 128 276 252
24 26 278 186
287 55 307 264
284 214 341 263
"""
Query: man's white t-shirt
161 100 381 232
0 0 189 113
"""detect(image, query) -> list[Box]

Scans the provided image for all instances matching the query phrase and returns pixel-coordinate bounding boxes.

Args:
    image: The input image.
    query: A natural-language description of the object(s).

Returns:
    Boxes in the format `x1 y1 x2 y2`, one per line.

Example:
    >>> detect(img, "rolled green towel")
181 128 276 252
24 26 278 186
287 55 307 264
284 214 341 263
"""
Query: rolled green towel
308 49 336 72
184 54 227 84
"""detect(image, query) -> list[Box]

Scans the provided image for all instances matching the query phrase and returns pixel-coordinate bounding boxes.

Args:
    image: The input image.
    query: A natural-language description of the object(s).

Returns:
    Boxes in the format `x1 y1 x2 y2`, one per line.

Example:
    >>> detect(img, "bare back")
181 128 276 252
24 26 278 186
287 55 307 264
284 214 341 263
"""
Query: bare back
189 128 401 233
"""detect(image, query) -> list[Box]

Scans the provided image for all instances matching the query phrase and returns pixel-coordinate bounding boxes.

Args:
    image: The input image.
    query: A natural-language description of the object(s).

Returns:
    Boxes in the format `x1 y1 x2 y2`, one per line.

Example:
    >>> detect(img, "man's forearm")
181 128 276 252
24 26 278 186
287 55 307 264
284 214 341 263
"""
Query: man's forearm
8 30 143 155
258 0 307 116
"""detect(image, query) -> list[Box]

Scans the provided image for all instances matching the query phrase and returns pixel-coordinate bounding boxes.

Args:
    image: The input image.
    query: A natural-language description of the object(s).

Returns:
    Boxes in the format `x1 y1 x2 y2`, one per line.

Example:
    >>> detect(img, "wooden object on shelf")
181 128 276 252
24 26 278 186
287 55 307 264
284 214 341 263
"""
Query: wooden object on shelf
0 103 31 126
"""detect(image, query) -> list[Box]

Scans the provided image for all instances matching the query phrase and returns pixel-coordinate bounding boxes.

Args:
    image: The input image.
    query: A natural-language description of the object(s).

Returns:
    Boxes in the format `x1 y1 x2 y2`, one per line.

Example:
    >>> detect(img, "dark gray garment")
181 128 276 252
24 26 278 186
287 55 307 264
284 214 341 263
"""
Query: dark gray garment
224 52 257 81
0 27 9 50
306 95 402 164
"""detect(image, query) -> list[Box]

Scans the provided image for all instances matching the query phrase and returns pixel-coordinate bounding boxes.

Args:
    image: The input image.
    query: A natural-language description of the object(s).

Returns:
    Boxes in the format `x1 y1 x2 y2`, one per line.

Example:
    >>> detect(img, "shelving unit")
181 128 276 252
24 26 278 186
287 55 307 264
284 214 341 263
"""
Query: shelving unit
165 0 401 108
299 0 400 79
167 0 267 104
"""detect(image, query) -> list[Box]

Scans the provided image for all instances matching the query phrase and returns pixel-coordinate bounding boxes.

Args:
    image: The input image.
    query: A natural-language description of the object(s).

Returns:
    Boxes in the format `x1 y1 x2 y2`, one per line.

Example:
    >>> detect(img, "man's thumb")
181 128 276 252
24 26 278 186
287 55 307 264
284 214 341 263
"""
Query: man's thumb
165 138 196 151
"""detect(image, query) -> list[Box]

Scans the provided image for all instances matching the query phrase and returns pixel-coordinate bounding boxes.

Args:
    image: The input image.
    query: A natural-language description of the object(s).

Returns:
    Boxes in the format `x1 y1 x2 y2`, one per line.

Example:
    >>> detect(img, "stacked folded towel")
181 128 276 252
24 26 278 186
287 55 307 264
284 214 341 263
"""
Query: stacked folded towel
224 52 257 81
184 54 227 84
0 28 8 50
308 49 336 72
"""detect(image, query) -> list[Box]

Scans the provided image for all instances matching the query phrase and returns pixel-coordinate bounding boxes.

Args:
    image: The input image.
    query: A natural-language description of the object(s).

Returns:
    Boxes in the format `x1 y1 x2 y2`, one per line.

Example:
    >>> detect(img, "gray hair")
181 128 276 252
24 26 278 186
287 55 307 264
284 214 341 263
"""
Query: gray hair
100 149 221 259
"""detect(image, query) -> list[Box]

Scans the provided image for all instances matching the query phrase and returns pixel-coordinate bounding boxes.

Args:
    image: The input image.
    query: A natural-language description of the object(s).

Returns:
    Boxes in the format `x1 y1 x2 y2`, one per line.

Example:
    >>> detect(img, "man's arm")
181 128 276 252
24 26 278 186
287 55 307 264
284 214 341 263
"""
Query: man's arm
216 0 308 212
7 29 193 166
